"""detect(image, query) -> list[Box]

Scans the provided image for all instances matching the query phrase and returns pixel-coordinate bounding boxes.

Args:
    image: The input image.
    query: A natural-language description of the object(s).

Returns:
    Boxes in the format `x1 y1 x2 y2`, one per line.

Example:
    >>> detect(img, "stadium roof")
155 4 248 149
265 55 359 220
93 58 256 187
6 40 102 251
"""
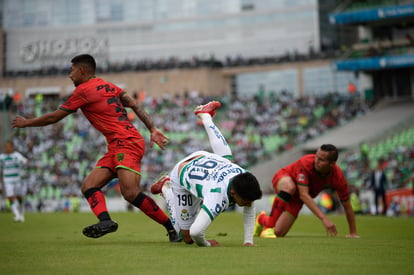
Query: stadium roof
334 54 414 71
329 3 414 25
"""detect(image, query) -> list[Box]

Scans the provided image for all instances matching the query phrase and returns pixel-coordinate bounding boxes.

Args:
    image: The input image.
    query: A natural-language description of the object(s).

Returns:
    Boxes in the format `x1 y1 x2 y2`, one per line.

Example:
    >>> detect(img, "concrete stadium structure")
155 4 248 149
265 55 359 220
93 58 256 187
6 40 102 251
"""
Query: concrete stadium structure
1 0 357 99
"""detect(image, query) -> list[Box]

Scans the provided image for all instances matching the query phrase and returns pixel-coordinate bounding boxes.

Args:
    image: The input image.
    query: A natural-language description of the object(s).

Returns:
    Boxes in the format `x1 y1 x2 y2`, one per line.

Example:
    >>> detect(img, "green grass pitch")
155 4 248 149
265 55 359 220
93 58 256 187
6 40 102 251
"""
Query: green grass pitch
1 211 413 275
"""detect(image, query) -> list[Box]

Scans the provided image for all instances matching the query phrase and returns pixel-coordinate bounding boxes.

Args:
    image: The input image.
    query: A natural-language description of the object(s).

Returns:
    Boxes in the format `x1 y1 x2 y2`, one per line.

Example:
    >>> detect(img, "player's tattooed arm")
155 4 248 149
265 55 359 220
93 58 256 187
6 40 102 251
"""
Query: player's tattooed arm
121 93 154 130
121 93 169 149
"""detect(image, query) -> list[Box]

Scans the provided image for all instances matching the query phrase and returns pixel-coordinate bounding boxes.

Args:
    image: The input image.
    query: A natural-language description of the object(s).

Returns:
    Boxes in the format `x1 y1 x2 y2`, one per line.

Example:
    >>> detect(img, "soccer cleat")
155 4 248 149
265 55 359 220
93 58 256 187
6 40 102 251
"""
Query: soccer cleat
260 228 277 239
150 175 170 195
253 211 266 237
168 229 183 243
194 101 221 117
82 220 118 238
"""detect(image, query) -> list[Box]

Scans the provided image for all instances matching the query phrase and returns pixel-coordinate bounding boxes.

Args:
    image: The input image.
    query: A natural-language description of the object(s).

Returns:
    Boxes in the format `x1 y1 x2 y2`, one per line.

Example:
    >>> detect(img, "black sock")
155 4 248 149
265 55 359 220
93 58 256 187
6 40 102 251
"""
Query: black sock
98 212 111 221
163 219 175 232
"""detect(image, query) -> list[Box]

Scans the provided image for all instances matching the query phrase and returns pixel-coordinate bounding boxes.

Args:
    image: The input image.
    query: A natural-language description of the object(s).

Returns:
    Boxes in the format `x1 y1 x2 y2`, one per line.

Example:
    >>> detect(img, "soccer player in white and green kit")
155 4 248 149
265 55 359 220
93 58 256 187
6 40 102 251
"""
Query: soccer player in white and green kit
0 140 28 222
151 101 262 247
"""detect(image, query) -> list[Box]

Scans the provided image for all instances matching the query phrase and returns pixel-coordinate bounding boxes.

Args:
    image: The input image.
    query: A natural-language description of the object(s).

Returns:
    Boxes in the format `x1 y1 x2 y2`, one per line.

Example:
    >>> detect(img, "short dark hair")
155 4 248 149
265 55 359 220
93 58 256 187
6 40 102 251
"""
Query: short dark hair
231 172 262 201
320 144 338 162
71 54 96 73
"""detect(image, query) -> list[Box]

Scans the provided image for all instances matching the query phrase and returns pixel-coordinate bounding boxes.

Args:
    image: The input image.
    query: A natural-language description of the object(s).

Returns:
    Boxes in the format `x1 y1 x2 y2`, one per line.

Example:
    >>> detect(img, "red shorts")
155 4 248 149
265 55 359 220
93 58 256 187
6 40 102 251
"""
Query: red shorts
272 169 303 219
96 138 145 175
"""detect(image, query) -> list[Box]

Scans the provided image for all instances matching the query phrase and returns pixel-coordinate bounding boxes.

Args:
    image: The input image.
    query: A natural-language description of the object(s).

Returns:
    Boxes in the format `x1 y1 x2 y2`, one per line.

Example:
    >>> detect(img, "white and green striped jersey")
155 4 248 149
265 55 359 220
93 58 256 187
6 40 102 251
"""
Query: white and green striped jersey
178 152 246 220
0 151 27 185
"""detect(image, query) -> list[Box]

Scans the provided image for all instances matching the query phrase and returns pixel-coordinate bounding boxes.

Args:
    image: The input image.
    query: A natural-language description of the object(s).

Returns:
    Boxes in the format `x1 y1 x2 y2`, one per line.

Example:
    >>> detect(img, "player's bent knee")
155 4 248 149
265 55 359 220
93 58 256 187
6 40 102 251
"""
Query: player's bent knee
119 184 141 202
275 226 290 237
277 177 296 194
275 229 287 237
122 193 137 203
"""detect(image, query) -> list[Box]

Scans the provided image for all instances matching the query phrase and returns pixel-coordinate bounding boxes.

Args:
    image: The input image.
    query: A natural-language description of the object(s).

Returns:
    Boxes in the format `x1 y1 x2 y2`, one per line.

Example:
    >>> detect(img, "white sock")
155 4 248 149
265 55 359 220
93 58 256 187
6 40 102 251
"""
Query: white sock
11 202 20 219
198 113 232 157
161 184 180 233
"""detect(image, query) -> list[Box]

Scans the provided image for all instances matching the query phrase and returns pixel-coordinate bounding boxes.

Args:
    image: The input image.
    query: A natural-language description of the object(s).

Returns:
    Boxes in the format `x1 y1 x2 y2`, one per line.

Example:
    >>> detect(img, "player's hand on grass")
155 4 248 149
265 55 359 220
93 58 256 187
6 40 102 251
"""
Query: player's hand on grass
207 239 220 246
150 127 169 150
322 217 338 237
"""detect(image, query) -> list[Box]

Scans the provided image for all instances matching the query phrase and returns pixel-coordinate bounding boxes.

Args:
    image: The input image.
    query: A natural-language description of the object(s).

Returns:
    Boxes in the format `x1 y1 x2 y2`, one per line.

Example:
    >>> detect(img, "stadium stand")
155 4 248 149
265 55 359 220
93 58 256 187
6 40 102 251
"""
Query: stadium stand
1 1 413 214
330 1 414 99
1 91 374 211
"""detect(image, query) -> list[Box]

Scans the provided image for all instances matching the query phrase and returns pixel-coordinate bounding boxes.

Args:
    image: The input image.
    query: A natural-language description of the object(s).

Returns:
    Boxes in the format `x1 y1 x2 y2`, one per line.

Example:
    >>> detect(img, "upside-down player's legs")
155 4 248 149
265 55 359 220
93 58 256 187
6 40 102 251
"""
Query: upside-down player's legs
160 182 180 233
195 101 232 159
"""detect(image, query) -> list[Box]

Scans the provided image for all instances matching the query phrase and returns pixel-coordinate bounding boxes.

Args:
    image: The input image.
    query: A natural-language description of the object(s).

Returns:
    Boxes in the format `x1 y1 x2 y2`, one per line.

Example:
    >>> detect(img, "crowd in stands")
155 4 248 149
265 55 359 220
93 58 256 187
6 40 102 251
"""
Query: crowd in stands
339 125 414 215
341 132 414 189
2 49 338 78
1 90 413 214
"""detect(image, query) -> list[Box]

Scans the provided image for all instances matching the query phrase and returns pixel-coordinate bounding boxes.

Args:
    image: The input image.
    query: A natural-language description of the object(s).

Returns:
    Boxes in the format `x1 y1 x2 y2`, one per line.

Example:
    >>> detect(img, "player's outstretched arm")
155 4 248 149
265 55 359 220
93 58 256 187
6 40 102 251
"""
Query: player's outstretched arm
342 200 360 238
297 185 338 237
190 209 216 247
12 109 70 128
242 204 256 246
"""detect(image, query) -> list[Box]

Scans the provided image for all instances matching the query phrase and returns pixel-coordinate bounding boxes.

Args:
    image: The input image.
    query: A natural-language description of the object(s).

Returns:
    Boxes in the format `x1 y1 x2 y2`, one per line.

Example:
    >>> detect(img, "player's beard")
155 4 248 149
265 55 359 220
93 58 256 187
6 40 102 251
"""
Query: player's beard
315 162 331 175
72 79 80 87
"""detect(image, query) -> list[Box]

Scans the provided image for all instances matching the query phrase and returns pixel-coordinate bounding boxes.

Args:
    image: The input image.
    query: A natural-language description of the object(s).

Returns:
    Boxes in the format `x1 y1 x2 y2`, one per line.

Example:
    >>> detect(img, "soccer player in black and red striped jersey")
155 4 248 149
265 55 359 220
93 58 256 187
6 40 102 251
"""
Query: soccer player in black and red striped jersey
12 54 181 242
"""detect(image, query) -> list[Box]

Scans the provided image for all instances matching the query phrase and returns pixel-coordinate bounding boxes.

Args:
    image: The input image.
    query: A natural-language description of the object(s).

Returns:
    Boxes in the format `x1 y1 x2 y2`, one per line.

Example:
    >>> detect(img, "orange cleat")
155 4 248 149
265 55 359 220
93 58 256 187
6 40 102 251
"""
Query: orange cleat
194 101 221 117
150 175 170 195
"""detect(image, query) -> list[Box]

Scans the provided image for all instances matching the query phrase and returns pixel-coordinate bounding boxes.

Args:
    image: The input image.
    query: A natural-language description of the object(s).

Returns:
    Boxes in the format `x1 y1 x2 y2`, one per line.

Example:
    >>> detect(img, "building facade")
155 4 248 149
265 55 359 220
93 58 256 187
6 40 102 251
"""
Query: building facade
3 0 319 72
0 0 359 98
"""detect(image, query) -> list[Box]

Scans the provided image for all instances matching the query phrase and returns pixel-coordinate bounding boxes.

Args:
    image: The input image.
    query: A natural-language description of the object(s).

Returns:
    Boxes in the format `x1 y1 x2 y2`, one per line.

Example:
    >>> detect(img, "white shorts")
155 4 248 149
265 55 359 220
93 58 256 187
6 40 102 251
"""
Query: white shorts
4 182 26 198
169 150 207 230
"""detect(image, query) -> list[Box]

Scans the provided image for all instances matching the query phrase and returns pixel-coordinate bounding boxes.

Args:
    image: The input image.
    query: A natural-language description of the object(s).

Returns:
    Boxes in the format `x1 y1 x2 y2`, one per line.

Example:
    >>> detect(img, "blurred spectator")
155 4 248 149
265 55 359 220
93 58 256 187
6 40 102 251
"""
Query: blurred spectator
368 158 389 215
347 82 356 94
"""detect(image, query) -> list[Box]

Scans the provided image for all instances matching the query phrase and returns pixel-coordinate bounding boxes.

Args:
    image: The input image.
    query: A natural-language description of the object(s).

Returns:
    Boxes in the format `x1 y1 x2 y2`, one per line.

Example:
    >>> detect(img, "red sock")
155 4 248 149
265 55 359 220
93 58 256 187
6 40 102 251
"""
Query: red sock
86 190 109 219
266 194 289 228
132 193 169 225
258 214 269 226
